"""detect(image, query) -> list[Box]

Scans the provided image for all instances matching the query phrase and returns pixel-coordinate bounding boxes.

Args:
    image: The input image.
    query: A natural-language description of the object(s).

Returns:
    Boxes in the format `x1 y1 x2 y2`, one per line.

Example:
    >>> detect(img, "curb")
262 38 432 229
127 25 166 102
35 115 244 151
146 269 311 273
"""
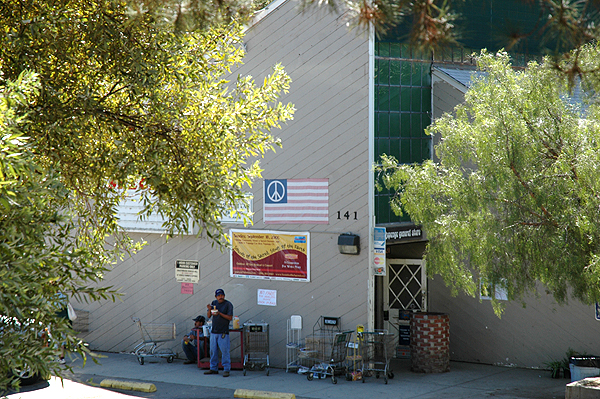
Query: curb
100 379 157 393
234 388 295 399
566 377 600 399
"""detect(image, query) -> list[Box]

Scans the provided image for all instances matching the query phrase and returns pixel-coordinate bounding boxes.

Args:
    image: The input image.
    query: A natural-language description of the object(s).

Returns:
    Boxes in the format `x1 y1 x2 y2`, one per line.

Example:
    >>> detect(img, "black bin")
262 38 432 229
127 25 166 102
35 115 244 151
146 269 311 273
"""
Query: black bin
570 356 600 368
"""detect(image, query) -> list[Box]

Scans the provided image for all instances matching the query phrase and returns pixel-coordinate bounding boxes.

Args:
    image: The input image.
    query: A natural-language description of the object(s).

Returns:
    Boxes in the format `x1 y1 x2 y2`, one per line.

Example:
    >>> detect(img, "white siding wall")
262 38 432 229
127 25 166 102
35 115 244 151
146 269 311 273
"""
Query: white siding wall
74 0 370 368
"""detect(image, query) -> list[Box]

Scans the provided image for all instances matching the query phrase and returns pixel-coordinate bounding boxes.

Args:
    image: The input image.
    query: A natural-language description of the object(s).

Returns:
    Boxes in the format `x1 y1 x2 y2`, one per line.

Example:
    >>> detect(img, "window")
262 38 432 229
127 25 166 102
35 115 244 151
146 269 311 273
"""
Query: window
374 42 432 224
220 194 253 224
480 279 508 301
116 190 253 233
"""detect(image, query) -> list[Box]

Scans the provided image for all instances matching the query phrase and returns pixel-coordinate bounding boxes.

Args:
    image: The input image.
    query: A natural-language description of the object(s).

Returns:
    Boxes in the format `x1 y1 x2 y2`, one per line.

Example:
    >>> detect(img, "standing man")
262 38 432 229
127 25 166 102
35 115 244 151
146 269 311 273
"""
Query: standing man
205 288 233 377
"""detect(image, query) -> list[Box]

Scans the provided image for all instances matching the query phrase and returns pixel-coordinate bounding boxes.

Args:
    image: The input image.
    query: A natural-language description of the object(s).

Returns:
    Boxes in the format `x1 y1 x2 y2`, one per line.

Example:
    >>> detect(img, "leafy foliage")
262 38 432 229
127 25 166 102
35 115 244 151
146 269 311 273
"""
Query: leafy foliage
1 0 294 246
0 0 293 390
127 0 254 31
0 70 116 391
302 0 600 81
376 46 600 314
300 0 460 44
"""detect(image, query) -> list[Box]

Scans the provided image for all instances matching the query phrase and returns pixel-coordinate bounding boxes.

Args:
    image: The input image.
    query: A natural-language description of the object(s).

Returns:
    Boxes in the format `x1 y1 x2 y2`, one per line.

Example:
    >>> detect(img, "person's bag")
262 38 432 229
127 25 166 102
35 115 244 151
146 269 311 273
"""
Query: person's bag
67 303 78 321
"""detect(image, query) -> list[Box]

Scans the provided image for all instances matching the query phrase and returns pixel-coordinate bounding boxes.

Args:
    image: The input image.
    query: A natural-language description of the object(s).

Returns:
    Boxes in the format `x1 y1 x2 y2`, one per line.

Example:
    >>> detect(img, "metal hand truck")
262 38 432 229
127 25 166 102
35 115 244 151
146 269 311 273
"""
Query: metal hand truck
306 330 353 384
359 330 395 383
132 318 176 365
346 324 364 380
243 322 269 376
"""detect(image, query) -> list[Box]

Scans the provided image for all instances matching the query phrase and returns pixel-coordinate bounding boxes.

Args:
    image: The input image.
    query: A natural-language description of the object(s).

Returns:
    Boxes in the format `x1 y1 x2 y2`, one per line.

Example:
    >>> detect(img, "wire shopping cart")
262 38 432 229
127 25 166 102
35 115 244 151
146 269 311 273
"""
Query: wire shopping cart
243 322 269 376
306 330 353 384
359 330 395 384
132 318 176 365
298 316 341 374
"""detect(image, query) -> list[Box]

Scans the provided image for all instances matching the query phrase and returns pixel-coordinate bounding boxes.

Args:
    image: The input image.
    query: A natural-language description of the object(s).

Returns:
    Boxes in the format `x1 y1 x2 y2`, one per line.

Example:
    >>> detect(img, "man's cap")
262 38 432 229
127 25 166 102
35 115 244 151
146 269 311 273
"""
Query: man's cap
215 288 225 296
193 315 205 323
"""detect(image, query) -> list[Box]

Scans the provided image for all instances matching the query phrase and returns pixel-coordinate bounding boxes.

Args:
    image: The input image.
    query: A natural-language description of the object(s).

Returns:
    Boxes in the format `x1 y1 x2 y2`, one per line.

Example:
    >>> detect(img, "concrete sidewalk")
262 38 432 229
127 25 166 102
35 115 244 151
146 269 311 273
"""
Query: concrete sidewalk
63 352 568 399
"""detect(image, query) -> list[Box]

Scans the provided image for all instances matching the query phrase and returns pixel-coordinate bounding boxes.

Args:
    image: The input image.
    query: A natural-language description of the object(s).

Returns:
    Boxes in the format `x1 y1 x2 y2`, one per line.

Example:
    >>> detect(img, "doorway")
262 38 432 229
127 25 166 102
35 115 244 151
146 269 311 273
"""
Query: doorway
383 259 427 346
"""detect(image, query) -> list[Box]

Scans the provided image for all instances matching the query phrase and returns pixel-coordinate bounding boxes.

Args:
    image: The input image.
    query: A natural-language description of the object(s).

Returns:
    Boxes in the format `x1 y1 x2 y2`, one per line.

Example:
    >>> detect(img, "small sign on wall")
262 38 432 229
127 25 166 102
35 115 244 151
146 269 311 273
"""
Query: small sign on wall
181 283 194 295
374 227 386 276
257 289 277 306
175 260 199 283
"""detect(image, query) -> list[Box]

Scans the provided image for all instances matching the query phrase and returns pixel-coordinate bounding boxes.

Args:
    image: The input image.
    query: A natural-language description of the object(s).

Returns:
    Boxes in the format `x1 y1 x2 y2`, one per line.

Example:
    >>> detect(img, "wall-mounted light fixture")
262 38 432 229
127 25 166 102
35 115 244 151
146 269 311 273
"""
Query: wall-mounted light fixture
338 233 360 255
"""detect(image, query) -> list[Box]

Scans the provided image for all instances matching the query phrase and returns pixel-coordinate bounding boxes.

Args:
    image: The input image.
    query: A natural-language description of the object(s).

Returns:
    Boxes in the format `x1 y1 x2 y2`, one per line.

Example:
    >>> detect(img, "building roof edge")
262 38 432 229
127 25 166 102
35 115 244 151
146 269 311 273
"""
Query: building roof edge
244 0 289 31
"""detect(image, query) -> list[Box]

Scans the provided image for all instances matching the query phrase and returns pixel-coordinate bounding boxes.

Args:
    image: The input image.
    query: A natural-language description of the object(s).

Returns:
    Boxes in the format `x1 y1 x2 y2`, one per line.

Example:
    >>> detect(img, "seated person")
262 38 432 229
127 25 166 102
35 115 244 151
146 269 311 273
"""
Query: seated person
182 315 207 364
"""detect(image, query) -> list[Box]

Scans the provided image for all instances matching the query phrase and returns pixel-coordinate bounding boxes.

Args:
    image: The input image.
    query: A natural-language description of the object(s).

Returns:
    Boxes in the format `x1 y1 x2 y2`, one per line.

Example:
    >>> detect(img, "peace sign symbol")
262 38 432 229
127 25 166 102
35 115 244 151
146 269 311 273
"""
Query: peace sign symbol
267 180 286 203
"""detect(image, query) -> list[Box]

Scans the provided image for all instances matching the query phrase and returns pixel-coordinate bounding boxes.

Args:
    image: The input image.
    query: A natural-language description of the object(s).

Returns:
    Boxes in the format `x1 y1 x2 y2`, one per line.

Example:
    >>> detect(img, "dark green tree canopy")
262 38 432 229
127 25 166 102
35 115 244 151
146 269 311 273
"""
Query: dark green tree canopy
0 0 293 390
377 45 600 314
1 0 294 247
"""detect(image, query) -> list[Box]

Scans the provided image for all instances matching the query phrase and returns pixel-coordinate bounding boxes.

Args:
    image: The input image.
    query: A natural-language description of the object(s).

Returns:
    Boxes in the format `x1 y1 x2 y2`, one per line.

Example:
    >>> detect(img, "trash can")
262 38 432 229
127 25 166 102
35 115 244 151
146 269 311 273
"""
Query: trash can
410 312 450 373
569 356 600 382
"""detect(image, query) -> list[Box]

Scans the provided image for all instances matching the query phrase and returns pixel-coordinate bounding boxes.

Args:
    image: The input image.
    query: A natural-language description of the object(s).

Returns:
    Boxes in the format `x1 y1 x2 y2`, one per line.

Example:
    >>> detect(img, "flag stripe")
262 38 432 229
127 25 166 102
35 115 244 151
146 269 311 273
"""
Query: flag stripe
265 213 329 218
286 191 328 196
288 188 328 192
266 219 329 224
265 209 329 217
265 206 327 210
264 205 328 210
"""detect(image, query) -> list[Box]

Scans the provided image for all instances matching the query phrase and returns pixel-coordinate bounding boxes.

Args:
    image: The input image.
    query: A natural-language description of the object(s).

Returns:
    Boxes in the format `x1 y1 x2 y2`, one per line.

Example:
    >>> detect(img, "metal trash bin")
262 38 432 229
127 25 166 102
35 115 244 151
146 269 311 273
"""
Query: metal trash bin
243 322 269 375
569 356 600 382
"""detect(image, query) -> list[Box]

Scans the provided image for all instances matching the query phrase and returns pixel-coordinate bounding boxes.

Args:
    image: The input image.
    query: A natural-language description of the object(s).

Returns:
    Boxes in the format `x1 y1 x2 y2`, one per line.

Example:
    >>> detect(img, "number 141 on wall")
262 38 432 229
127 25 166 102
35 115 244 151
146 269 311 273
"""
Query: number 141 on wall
337 211 358 220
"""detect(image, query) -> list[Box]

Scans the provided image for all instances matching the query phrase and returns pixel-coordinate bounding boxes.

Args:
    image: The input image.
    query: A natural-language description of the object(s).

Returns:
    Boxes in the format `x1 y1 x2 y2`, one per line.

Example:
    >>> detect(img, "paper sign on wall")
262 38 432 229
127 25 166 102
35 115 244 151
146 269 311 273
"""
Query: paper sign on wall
181 283 194 295
257 289 277 306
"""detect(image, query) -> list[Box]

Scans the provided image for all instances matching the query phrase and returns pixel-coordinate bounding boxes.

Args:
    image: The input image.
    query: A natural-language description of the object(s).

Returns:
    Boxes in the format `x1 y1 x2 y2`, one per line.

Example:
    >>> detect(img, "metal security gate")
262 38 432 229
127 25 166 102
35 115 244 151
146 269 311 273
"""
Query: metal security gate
383 259 427 356
385 259 427 312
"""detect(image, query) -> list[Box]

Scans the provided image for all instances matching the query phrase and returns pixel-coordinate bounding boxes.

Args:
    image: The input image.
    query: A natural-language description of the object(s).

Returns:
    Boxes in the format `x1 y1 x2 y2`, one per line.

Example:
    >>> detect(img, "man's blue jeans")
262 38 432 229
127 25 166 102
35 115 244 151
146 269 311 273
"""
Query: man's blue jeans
182 340 197 362
209 332 230 371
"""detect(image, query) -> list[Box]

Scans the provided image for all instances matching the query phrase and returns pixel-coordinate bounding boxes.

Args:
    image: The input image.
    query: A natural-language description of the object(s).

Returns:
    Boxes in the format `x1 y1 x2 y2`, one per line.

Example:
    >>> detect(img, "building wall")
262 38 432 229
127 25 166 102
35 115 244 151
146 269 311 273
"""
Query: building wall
431 72 465 162
74 0 371 368
428 71 600 368
429 278 600 368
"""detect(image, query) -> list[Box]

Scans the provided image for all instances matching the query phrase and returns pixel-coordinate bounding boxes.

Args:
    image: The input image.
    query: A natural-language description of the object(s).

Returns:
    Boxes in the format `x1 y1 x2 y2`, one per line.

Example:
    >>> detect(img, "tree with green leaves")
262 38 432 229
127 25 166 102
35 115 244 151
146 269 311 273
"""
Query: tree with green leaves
376 45 600 315
130 1 600 80
0 0 293 390
0 70 115 390
302 0 600 81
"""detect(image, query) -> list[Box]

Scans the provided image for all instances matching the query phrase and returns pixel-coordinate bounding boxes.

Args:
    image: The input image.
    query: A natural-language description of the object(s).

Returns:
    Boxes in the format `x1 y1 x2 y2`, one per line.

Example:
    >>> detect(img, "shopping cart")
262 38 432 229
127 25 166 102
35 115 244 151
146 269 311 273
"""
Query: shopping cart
359 330 395 384
298 316 341 374
132 317 176 365
306 330 353 384
243 322 269 376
